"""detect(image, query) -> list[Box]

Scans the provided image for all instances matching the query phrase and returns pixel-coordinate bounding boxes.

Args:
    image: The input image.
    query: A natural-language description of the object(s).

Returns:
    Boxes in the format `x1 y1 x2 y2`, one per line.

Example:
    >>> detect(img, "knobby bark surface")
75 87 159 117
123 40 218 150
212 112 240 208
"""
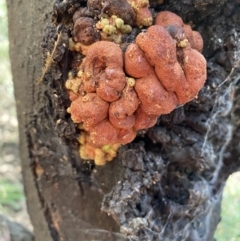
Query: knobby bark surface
7 0 240 241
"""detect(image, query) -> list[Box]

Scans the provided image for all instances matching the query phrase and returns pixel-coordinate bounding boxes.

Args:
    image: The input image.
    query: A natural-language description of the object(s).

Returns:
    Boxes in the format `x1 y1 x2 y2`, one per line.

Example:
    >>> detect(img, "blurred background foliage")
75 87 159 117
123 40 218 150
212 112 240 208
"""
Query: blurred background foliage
0 0 240 239
214 172 240 241
0 0 28 226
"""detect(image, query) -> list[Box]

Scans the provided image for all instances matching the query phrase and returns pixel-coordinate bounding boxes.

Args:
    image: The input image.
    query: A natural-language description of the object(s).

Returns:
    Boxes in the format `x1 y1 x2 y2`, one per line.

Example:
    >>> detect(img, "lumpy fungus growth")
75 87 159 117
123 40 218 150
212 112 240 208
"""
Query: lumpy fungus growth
126 0 153 27
65 10 207 165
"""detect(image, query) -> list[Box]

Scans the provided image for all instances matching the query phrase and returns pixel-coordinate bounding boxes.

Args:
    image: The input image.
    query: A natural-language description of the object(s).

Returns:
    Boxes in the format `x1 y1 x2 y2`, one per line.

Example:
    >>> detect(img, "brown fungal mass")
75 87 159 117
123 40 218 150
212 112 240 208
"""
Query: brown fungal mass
66 11 207 165
73 17 101 45
126 0 153 27
87 0 136 26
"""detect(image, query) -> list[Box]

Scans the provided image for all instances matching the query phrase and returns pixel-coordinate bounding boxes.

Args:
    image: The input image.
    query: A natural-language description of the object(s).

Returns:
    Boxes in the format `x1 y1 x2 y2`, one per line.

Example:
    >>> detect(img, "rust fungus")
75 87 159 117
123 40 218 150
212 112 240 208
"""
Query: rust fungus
66 10 207 165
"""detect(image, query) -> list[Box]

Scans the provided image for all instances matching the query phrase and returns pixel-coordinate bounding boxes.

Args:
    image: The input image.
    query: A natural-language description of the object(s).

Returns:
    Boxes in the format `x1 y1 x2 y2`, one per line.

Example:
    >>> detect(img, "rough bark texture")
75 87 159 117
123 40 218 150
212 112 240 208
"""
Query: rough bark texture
7 0 240 241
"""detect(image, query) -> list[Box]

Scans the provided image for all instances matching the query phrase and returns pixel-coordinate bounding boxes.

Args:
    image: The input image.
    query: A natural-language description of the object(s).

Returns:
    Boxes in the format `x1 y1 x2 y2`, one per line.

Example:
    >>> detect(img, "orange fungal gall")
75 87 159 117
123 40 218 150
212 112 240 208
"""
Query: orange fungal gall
66 10 207 165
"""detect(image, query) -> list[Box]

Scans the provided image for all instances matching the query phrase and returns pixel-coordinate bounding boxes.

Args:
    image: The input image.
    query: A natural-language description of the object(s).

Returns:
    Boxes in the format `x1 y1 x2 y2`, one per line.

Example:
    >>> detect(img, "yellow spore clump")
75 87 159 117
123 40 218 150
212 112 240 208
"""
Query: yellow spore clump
79 132 120 166
96 15 132 44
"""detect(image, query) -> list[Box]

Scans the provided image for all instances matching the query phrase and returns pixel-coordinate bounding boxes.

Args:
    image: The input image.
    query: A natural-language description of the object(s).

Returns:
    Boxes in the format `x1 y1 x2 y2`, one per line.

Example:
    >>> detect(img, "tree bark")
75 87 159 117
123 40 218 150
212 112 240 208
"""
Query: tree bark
7 0 240 241
7 0 124 240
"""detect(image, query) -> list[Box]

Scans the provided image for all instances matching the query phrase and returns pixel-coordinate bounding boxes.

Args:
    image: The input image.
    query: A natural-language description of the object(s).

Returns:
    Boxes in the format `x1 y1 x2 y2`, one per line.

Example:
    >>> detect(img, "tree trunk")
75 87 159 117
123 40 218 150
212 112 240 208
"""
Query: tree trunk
7 0 240 241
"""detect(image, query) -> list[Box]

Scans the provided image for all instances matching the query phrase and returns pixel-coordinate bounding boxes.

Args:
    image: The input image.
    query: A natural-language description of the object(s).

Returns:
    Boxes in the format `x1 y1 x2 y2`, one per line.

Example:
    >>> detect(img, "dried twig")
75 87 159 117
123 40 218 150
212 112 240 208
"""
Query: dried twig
37 31 62 84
